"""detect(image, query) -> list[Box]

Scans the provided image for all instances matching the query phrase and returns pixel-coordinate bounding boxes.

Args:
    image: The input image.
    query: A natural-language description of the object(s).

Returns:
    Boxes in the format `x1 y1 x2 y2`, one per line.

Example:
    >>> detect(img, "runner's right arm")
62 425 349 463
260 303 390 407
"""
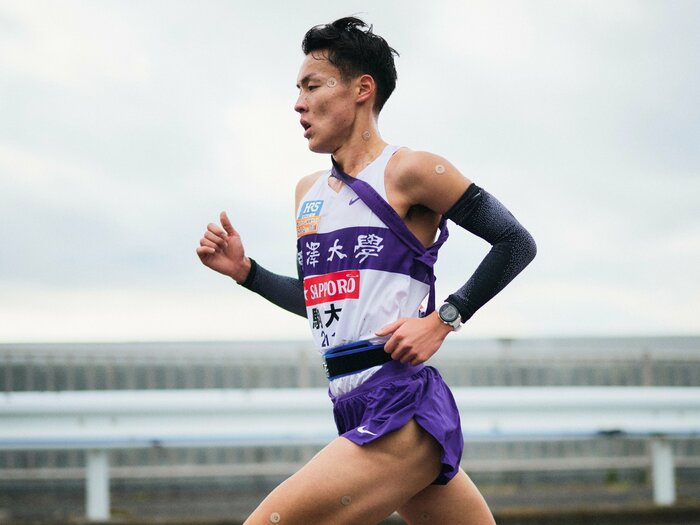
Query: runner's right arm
240 258 306 317
196 211 307 318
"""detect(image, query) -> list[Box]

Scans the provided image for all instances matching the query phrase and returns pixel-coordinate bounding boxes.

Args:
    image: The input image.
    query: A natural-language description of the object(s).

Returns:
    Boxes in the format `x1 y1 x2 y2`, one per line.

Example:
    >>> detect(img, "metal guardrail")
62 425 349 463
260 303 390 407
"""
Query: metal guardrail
4 337 700 391
2 387 699 521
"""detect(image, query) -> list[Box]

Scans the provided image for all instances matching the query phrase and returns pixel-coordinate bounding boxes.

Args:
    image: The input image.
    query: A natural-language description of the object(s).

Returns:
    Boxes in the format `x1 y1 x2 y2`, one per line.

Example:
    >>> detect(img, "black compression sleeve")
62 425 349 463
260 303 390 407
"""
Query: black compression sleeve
240 258 307 318
444 184 537 323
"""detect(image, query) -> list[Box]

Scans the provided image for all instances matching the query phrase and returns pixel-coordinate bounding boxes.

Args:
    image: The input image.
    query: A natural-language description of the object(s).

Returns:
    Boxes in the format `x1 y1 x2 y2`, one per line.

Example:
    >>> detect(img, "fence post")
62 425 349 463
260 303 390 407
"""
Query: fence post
86 449 110 521
650 437 676 505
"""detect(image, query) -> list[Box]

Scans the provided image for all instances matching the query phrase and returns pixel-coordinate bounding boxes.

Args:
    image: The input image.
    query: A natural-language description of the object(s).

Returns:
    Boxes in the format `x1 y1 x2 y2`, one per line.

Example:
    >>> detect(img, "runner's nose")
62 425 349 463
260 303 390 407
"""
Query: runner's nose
294 93 307 113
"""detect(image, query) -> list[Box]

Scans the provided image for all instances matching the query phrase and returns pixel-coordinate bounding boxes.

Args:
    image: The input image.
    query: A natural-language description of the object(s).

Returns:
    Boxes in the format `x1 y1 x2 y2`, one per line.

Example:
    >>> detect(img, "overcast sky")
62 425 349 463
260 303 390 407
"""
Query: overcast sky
1 0 698 343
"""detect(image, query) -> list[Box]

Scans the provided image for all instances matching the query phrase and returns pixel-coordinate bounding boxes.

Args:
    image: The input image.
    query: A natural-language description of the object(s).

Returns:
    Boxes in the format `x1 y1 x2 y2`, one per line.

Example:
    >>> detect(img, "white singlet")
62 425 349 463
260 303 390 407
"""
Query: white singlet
295 145 446 395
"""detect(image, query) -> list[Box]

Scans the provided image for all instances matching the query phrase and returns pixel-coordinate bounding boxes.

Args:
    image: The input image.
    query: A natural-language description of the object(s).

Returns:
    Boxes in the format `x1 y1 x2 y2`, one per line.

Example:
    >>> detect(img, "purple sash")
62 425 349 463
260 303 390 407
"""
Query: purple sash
331 157 449 314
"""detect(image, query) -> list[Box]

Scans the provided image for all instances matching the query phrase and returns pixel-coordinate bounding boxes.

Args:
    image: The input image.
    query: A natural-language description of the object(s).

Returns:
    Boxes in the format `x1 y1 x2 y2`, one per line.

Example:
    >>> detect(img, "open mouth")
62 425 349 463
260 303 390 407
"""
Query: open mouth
300 119 311 137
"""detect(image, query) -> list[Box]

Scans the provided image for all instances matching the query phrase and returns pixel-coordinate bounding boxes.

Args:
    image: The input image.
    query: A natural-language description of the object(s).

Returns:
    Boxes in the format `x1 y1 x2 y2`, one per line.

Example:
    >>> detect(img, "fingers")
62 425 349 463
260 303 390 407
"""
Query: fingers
204 229 227 248
392 346 412 364
379 317 439 365
196 212 243 265
391 341 424 365
220 211 239 236
207 222 227 241
393 340 418 364
199 236 218 251
195 245 215 257
199 212 239 245
377 318 410 361
196 218 229 259
200 235 217 248
375 318 405 337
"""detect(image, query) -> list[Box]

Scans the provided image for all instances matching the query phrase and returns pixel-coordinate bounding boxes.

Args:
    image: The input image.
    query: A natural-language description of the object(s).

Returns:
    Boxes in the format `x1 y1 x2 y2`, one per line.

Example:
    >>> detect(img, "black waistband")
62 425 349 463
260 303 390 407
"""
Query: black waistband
322 341 392 380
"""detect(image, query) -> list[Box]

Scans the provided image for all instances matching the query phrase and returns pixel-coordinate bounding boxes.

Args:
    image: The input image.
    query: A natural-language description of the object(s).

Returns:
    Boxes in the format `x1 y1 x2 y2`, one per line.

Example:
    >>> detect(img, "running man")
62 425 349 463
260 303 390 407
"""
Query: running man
197 17 536 525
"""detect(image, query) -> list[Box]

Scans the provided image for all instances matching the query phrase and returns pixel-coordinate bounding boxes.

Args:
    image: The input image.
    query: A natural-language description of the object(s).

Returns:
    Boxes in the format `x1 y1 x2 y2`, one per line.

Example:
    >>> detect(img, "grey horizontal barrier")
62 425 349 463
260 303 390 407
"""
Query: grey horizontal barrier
2 387 699 448
1 387 699 520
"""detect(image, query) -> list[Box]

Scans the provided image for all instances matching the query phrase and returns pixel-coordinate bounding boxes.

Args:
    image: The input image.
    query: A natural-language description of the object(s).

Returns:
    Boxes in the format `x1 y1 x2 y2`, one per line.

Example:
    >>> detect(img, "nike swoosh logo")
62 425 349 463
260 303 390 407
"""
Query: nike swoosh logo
348 197 361 206
357 425 377 436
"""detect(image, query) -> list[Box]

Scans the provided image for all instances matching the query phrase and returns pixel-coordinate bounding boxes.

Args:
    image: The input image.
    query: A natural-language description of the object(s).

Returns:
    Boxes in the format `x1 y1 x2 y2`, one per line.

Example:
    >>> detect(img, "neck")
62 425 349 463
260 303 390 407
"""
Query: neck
331 126 387 177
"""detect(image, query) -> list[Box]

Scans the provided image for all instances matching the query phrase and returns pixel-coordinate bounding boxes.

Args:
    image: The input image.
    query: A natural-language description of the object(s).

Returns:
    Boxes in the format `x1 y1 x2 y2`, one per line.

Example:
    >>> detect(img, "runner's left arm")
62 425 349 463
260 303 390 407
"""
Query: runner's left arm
443 182 537 322
378 151 536 365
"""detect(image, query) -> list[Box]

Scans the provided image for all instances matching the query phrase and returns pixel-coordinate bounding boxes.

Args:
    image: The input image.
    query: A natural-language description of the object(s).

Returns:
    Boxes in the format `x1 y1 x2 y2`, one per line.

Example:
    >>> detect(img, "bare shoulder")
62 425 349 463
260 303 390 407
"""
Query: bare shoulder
390 148 445 173
389 149 468 184
295 170 326 209
387 148 472 214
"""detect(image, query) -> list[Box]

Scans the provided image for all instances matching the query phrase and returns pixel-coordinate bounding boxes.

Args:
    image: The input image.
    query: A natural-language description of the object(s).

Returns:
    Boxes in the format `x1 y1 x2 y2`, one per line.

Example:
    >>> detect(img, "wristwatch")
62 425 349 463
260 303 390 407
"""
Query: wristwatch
438 302 462 331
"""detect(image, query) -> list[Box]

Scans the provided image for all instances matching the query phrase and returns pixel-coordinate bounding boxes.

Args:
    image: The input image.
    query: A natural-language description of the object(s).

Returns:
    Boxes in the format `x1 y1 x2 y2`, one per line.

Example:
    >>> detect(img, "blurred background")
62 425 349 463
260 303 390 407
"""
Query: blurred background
1 0 698 523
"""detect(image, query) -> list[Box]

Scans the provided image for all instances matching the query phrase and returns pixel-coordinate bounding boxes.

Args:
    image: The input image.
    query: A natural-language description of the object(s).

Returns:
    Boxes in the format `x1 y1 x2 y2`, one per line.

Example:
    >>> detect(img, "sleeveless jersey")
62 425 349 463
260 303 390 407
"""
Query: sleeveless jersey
295 145 448 395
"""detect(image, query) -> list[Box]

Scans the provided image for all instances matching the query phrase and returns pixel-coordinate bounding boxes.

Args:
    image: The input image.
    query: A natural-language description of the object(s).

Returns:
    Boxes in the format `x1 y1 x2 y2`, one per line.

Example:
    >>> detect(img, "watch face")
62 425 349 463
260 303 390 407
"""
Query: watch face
439 303 459 323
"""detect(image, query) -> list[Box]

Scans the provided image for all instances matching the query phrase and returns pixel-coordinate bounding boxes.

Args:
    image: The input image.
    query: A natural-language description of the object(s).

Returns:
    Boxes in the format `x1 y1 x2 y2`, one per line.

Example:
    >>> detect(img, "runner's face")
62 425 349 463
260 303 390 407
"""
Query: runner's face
295 52 356 153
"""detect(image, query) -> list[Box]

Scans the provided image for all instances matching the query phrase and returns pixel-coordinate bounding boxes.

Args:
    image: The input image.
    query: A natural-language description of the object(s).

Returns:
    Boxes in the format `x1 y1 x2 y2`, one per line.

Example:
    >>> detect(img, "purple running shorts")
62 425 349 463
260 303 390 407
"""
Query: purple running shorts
330 360 463 485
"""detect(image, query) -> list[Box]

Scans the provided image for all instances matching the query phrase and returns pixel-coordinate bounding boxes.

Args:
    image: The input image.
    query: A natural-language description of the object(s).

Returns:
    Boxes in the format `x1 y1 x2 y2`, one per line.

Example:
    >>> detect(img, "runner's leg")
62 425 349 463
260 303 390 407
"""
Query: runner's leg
398 468 496 525
243 419 442 525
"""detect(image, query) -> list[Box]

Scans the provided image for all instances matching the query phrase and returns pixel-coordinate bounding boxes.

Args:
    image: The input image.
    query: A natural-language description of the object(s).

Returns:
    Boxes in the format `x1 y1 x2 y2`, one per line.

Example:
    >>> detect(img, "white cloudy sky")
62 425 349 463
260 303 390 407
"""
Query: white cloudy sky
1 0 698 342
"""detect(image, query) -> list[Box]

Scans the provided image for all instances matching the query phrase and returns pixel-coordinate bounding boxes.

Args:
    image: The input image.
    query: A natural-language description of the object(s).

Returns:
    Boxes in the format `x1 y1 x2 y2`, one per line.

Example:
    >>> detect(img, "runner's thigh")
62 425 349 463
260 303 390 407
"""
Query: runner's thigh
244 419 442 525
398 468 496 525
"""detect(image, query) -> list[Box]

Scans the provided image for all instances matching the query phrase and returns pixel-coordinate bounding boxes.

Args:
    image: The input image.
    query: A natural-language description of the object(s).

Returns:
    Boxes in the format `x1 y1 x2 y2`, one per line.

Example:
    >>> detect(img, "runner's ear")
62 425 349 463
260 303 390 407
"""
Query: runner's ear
356 74 375 106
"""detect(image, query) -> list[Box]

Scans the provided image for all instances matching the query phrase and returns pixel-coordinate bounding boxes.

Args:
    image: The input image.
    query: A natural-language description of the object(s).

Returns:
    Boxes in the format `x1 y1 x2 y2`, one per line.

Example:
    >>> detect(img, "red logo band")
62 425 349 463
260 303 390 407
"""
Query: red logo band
304 270 360 306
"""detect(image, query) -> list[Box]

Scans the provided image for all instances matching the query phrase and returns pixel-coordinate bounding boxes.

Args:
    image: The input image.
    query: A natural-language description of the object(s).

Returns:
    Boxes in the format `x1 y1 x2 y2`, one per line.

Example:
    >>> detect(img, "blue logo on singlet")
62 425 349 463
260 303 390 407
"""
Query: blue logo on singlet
298 200 324 218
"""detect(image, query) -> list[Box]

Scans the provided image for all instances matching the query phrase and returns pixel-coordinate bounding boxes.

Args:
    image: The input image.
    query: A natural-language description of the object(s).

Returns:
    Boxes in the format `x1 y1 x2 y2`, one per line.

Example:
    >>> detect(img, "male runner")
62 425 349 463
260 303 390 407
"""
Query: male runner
197 17 536 525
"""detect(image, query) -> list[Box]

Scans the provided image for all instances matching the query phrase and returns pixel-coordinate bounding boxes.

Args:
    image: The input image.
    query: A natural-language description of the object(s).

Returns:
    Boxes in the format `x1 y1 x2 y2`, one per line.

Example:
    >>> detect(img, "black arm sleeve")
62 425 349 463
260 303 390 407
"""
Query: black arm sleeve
240 258 307 318
444 183 537 323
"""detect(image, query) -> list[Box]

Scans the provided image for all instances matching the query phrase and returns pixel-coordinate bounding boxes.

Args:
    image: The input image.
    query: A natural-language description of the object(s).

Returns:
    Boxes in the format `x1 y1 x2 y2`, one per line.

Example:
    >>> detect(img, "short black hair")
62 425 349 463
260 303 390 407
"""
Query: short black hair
301 17 399 113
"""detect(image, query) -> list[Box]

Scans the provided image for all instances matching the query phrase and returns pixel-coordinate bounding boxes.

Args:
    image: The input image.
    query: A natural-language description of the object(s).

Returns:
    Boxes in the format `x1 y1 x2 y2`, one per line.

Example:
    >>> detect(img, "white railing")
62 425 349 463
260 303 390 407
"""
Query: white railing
2 387 699 521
